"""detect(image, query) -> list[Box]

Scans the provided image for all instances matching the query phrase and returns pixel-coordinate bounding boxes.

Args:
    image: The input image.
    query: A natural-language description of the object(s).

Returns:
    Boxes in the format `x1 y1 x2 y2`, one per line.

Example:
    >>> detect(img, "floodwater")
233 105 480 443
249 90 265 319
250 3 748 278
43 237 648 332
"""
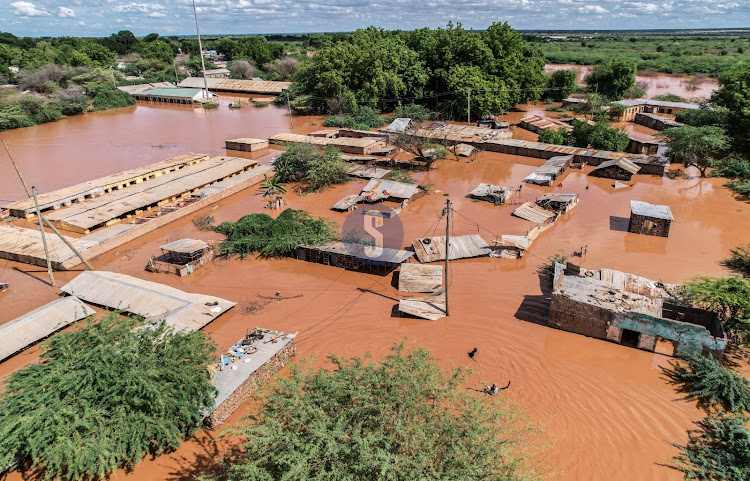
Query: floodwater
1 101 750 481
545 64 719 101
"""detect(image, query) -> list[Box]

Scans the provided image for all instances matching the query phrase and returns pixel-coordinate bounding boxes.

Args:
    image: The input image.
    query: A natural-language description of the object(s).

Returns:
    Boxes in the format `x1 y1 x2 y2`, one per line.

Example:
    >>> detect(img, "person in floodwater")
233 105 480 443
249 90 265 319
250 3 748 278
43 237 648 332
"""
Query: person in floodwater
483 381 511 395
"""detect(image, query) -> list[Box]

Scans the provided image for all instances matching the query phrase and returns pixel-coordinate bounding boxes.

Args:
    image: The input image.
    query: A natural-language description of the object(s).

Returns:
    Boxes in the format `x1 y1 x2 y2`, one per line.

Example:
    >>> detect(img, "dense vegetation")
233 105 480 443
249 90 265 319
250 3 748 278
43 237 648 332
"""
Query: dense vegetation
219 342 544 481
535 33 750 76
669 355 750 412
271 143 349 192
584 59 637 100
723 244 750 278
214 209 337 258
537 119 629 152
656 126 731 177
289 23 546 119
0 313 216 480
683 276 750 344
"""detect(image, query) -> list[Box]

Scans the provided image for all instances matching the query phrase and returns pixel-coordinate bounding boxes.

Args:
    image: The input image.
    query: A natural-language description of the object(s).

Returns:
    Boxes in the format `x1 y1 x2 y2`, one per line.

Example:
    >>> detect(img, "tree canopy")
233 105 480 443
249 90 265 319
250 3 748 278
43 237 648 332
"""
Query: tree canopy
656 125 731 177
568 119 630 151
546 69 577 102
0 314 216 481
220 342 544 481
712 62 750 151
584 59 637 100
683 276 750 343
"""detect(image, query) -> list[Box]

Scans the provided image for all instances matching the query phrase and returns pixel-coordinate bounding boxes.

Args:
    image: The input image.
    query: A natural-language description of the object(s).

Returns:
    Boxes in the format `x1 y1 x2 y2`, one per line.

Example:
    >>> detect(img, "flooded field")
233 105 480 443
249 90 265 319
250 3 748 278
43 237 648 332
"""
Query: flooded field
1 101 748 481
544 64 719 101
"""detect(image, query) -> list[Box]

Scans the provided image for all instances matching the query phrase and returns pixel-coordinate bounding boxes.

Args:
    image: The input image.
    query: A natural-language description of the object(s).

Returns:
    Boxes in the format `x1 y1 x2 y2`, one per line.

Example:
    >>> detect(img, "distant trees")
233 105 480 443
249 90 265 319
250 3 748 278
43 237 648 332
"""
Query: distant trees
546 69 577 102
585 59 637 100
0 314 216 481
656 126 730 177
230 59 255 79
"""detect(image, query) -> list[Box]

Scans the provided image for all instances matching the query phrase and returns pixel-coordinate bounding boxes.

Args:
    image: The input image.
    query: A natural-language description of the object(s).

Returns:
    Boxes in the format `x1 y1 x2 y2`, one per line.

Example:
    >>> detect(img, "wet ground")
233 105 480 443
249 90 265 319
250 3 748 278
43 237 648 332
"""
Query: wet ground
1 97 749 481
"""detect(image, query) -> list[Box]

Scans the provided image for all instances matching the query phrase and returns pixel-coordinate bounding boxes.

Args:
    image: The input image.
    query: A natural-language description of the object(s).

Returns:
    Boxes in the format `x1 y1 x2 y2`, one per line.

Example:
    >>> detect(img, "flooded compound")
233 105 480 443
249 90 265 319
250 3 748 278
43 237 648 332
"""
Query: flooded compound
1 96 749 481
545 64 720 100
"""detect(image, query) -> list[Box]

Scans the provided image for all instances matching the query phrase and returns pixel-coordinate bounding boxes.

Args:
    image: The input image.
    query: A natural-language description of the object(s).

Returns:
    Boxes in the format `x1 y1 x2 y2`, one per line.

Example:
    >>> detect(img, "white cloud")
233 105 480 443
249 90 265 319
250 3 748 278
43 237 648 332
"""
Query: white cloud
578 4 608 13
10 1 50 16
148 11 167 17
58 6 76 17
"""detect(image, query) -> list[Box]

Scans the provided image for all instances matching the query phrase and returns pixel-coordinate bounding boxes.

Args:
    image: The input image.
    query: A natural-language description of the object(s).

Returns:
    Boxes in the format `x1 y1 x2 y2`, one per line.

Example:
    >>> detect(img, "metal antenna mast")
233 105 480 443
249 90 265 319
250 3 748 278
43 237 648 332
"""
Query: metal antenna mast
192 0 210 99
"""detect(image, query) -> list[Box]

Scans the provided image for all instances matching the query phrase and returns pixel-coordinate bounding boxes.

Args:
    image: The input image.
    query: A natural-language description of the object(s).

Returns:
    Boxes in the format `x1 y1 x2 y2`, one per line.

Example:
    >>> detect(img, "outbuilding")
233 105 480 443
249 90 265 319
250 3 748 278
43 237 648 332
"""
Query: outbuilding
628 200 674 237
591 158 641 181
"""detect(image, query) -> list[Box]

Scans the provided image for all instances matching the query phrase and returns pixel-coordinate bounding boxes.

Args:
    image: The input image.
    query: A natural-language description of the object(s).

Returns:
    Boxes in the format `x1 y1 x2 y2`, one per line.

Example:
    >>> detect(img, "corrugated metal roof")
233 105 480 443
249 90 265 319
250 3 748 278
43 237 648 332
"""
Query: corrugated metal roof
331 195 361 211
269 133 384 149
398 264 443 293
411 234 491 263
302 241 414 264
225 138 267 145
117 82 174 95
0 297 95 362
161 238 209 254
347 165 391 179
631 200 674 220
469 183 512 200
512 202 557 224
178 77 291 94
596 158 641 175
385 118 413 133
454 143 477 156
361 179 419 201
555 274 663 317
147 87 202 98
614 99 700 110
60 271 235 332
398 294 446 320
520 115 573 132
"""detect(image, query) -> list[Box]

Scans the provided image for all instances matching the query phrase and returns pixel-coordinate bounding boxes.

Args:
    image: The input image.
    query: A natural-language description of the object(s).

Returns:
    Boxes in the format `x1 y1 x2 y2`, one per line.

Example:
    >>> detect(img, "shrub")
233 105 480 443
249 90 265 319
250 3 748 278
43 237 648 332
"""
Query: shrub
306 146 349 192
726 181 750 197
230 59 255 79
723 244 750 278
214 208 337 258
683 276 750 343
537 127 567 145
669 355 750 412
91 86 135 111
252 101 268 108
277 56 300 78
202 102 219 109
17 65 63 93
712 154 750 180
653 93 685 102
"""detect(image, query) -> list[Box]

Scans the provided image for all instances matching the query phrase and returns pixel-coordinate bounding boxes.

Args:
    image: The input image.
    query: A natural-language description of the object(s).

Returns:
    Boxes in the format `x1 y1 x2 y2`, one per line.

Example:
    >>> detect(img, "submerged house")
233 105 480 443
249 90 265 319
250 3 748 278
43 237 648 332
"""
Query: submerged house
523 155 573 186
549 263 726 359
296 241 414 274
469 183 513 204
146 238 215 277
628 200 674 237
535 193 579 213
591 158 641 181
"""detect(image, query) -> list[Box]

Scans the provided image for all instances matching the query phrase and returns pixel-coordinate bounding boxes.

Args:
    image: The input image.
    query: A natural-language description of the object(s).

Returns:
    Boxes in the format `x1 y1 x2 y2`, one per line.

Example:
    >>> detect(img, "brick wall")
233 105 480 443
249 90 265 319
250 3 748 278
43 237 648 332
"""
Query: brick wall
206 342 296 428
627 214 671 237
549 293 614 340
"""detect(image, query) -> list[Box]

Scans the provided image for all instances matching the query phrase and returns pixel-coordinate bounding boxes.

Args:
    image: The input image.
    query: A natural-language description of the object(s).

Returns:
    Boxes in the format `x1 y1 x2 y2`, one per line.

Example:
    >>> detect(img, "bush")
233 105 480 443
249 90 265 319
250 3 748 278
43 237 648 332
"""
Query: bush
305 146 349 192
230 59 255 79
653 93 685 102
393 103 434 123
220 342 544 481
17 65 63 93
56 87 89 115
712 154 750 180
676 107 729 128
723 244 750 278
323 106 386 130
672 413 750 481
214 208 337 258
683 276 750 343
669 355 750 412
202 102 219 109
0 313 216 481
91 86 135 111
538 127 567 145
726 180 750 197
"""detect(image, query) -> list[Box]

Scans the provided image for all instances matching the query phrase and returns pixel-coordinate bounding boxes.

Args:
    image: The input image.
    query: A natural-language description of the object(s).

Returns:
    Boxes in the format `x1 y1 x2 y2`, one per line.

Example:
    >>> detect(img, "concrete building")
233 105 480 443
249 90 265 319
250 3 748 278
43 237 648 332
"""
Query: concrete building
634 112 684 131
549 263 726 359
118 84 213 105
628 200 674 237
613 99 700 122
627 131 662 155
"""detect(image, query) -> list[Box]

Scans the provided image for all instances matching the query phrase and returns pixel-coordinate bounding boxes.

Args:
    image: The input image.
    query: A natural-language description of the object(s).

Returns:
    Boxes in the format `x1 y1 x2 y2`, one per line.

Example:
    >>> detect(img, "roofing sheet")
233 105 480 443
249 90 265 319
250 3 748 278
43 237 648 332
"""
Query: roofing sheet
361 179 419 201
60 271 235 332
614 98 700 110
512 202 557 224
331 195 361 211
469 183 512 199
269 133 384 148
347 165 391 179
398 264 443 293
302 241 414 264
630 200 674 220
398 294 446 321
147 87 202 98
555 274 663 317
520 115 573 132
596 158 641 175
0 297 95 362
161 238 209 254
385 118 413 133
178 77 291 93
411 234 491 263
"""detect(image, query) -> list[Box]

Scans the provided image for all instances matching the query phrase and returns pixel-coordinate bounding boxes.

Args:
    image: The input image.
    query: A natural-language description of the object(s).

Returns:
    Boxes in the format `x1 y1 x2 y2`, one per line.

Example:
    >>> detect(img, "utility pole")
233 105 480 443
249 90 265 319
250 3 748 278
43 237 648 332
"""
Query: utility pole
32 186 55 288
286 91 293 130
192 0 210 99
4 140 30 197
467 87 471 126
443 198 451 317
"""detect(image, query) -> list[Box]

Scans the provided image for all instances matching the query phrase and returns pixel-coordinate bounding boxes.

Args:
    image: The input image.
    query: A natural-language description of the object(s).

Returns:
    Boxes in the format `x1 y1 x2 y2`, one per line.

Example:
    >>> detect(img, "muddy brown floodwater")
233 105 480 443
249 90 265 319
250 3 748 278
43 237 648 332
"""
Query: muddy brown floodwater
1 100 749 481
545 64 719 101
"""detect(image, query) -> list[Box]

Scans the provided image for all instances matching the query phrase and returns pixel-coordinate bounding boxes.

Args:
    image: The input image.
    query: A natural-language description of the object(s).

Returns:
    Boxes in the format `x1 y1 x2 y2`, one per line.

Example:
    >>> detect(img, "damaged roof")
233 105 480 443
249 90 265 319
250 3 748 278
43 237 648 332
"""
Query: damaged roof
411 234 491 263
631 200 674 220
512 202 556 224
596 158 641 175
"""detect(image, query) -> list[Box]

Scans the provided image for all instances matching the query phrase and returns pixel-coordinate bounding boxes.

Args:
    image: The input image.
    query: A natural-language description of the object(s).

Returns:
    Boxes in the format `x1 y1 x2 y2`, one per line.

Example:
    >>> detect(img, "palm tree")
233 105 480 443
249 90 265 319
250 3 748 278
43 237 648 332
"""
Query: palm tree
260 174 287 197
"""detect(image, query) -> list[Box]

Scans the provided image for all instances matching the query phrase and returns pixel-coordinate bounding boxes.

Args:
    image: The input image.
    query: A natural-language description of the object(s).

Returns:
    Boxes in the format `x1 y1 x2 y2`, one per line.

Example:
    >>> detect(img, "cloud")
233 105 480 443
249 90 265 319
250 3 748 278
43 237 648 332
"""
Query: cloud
58 6 76 17
10 1 50 16
577 4 609 13
148 11 167 17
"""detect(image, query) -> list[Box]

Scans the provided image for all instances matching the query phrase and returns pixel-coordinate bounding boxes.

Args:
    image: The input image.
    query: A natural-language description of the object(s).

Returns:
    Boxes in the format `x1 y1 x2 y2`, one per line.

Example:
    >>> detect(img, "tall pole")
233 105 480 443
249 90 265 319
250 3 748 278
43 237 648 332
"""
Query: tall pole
4 140 31 197
192 0 210 99
444 199 451 317
32 186 55 288
467 87 471 125
286 91 293 130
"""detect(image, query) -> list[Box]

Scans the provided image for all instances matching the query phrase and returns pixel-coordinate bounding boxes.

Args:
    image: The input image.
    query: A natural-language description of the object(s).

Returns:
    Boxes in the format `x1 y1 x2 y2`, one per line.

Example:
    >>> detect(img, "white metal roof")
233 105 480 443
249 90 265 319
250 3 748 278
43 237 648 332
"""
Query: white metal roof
630 200 674 221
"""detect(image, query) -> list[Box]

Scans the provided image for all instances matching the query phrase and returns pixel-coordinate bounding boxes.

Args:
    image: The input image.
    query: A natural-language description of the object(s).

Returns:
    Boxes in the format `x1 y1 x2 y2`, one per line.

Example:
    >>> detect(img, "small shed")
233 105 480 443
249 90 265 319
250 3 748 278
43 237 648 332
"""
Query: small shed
146 239 215 276
591 158 641 181
225 138 269 152
398 264 443 292
385 118 414 133
536 193 579 213
469 183 513 204
297 241 414 273
360 179 420 203
331 194 361 212
627 132 662 155
523 155 573 185
628 200 674 237
411 234 491 263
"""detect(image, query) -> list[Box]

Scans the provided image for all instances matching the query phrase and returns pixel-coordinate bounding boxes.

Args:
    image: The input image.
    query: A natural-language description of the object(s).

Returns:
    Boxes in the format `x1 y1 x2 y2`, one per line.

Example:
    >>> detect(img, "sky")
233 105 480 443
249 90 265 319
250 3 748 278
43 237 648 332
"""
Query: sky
2 0 750 37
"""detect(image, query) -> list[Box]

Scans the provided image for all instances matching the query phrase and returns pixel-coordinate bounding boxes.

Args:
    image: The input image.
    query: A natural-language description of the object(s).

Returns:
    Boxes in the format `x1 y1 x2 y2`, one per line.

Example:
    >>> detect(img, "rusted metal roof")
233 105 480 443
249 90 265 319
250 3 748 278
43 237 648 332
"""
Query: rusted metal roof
411 234 491 263
161 238 209 254
0 297 95 362
519 115 573 133
596 158 641 175
398 293 446 320
631 200 674 220
512 202 557 224
269 133 384 148
60 271 235 332
331 195 361 211
347 165 391 179
398 264 443 293
361 179 419 201
178 77 291 94
300 241 414 265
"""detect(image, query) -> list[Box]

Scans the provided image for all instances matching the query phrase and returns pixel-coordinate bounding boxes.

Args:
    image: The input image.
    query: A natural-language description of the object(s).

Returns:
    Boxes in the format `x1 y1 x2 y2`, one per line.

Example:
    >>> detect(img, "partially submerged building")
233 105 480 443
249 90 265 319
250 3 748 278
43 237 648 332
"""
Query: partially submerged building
512 202 557 224
268 133 387 155
519 115 573 134
178 77 291 95
634 112 684 131
119 85 213 105
523 155 573 185
627 132 662 155
225 138 269 152
535 193 579 213
613 99 700 122
550 263 726 359
146 239 215 276
628 200 674 237
591 158 641 181
411 234 491 263
469 183 513 204
477 119 509 129
296 241 414 273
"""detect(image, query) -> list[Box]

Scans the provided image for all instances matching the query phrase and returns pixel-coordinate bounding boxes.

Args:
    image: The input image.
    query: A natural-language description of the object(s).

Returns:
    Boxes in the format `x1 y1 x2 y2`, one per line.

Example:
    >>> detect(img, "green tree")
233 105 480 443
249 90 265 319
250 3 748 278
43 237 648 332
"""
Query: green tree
221 342 543 481
723 244 750 278
683 276 750 343
537 127 567 145
672 413 750 481
546 69 576 102
259 174 287 197
656 126 731 177
137 39 174 64
569 119 629 151
306 146 349 192
668 355 750 412
448 64 510 119
711 62 750 150
585 59 637 100
0 313 216 481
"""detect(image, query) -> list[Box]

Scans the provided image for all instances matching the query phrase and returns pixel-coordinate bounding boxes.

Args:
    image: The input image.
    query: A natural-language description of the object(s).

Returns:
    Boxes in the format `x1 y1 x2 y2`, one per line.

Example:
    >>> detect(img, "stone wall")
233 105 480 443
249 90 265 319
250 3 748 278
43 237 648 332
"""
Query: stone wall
627 213 671 237
207 341 296 428
549 293 613 340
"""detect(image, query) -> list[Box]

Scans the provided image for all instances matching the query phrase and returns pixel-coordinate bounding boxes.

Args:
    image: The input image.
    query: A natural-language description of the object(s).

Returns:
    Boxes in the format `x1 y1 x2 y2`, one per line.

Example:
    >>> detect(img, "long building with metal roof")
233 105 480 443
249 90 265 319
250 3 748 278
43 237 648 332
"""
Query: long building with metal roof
178 77 291 94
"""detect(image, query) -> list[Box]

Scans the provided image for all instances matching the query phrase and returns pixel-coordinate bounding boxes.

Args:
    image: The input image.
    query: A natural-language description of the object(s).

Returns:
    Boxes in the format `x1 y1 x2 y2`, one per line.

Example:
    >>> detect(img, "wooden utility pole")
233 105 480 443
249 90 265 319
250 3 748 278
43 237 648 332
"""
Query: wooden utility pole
32 186 55 287
40 215 94 270
444 198 451 317
467 87 471 126
286 91 294 130
4 140 30 197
